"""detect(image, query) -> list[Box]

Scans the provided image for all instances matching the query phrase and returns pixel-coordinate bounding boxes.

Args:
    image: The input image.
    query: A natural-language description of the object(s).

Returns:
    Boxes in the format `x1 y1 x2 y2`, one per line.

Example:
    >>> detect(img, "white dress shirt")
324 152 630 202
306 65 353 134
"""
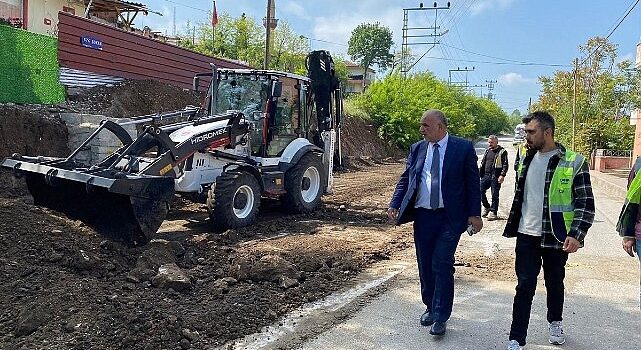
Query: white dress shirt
415 133 448 209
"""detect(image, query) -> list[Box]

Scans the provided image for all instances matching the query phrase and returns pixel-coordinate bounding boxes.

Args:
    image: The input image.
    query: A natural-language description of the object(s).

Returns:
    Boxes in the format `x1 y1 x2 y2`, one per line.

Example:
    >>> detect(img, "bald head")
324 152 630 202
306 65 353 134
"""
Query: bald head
420 109 448 143
422 109 448 127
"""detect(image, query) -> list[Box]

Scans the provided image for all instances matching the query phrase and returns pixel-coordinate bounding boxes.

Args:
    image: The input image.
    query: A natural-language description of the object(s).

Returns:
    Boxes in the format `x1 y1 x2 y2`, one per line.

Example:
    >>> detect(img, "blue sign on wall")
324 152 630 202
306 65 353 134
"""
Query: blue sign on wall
80 36 103 50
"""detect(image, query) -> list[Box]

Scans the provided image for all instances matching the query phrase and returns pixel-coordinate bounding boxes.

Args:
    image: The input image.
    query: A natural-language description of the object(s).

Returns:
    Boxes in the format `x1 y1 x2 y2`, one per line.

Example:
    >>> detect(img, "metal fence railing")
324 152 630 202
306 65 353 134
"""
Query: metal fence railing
594 149 633 157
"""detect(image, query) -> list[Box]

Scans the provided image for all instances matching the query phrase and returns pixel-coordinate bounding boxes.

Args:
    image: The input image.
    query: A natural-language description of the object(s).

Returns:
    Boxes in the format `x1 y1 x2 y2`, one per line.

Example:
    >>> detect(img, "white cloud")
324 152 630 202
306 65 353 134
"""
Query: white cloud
282 1 309 20
498 72 535 86
616 52 634 65
470 0 516 16
311 8 401 57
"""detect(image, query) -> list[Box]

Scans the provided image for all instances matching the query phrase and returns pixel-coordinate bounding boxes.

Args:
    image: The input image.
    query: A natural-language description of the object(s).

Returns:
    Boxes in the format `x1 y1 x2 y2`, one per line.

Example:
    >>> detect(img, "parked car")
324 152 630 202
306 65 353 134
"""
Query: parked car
513 123 525 144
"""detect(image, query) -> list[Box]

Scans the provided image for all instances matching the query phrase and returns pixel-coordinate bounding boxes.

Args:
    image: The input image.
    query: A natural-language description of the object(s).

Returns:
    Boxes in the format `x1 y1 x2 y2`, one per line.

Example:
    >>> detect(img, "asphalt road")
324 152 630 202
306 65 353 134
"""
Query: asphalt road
222 137 641 350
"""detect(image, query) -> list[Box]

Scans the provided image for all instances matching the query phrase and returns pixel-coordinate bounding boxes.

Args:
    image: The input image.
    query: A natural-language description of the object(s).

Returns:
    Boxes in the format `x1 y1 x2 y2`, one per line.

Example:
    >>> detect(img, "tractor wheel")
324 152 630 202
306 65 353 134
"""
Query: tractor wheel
283 153 325 213
207 171 261 229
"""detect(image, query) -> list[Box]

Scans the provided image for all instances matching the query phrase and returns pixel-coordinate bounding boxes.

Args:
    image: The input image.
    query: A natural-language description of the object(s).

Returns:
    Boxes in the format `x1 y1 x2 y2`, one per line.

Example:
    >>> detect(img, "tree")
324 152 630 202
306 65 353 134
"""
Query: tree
355 72 509 149
270 21 309 73
333 58 350 89
176 12 264 67
534 36 640 155
508 109 522 129
347 23 393 87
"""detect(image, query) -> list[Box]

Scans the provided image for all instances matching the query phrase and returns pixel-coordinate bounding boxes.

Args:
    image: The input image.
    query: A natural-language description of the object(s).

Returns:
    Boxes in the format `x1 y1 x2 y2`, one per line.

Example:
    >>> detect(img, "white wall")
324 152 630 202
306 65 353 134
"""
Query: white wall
0 0 22 19
28 0 84 36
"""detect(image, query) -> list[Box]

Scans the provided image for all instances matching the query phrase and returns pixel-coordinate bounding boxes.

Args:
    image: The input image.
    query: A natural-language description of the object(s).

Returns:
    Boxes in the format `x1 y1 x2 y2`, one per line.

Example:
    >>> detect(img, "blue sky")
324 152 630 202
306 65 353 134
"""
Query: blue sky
139 0 641 114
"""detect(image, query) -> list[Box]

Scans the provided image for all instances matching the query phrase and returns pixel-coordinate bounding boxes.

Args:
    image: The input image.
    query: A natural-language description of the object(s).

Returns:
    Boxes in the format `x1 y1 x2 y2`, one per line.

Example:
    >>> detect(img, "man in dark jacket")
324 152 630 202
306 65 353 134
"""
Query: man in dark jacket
479 135 509 220
388 109 482 337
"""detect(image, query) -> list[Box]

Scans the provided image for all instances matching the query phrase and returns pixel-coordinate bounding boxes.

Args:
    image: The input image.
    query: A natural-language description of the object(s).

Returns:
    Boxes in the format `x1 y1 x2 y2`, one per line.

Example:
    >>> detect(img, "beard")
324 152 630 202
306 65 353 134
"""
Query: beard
527 140 543 151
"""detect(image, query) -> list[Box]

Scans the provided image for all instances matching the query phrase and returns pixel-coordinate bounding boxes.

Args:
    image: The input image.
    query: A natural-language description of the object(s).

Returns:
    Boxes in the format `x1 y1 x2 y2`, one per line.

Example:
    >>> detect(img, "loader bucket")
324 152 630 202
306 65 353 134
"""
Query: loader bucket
5 158 174 245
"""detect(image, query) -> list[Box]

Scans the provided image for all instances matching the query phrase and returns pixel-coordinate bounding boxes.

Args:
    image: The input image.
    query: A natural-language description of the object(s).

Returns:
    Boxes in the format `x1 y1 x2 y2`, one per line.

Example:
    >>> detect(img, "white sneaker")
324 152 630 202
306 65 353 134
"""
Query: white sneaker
482 208 490 217
507 340 522 350
549 321 566 345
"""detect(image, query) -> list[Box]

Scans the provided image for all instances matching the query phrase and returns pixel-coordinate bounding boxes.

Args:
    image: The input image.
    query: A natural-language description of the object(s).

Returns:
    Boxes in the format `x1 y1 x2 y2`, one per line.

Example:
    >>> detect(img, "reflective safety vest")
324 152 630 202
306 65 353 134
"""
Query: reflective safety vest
516 143 528 176
493 148 506 169
616 159 641 237
548 150 586 242
518 149 586 242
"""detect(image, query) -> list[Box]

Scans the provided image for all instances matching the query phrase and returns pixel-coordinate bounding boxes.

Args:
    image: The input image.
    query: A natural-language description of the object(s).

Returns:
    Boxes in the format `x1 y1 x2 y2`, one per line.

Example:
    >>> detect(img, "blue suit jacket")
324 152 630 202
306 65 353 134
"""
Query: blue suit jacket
389 136 481 234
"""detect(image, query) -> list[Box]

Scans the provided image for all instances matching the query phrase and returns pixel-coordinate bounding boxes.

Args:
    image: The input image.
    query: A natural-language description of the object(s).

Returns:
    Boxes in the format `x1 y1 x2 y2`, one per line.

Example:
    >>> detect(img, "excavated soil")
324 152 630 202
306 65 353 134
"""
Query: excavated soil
0 80 511 349
0 162 514 350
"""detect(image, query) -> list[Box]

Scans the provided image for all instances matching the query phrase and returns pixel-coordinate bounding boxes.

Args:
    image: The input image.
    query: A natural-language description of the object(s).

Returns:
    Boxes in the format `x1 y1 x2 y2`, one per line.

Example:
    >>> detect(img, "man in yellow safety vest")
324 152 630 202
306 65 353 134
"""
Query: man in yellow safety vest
503 111 595 350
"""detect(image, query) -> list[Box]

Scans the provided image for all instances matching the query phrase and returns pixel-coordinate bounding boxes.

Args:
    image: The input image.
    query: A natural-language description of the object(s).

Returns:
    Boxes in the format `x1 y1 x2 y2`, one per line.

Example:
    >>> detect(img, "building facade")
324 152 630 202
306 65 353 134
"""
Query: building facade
0 0 84 35
0 0 158 37
344 61 375 94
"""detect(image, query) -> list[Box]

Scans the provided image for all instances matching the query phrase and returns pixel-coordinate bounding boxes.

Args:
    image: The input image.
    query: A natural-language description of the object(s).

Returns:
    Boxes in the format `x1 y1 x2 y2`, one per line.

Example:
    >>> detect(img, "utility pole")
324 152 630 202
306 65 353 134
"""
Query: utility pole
572 57 578 150
485 79 497 100
172 6 176 37
263 0 277 69
401 2 450 78
448 66 474 91
528 97 532 113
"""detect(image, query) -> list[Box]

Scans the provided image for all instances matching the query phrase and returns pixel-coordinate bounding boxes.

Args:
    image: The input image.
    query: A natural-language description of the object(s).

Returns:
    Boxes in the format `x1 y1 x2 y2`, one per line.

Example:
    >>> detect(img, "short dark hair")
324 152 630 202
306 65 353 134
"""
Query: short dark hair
522 111 555 135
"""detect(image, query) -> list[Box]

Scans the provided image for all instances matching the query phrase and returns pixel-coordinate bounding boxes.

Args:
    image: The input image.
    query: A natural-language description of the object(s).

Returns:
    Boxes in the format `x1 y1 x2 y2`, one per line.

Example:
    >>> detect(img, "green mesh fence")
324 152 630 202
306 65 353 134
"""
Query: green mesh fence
0 25 65 104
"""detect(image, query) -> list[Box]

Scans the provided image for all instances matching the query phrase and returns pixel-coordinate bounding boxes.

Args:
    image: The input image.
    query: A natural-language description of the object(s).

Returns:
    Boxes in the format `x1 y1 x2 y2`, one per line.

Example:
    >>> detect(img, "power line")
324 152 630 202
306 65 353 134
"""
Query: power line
163 0 208 13
309 37 348 47
422 55 570 67
581 0 640 64
441 43 566 66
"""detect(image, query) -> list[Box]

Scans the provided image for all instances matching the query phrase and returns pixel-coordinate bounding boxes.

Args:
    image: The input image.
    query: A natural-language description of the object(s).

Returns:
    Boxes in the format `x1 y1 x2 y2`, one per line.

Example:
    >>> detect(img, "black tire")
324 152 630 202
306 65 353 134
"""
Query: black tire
207 171 261 229
283 153 326 213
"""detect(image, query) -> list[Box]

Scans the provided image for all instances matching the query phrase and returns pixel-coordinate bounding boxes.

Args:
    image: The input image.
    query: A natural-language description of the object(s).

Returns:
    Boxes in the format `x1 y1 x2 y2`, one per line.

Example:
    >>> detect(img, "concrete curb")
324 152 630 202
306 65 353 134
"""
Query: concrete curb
589 170 627 200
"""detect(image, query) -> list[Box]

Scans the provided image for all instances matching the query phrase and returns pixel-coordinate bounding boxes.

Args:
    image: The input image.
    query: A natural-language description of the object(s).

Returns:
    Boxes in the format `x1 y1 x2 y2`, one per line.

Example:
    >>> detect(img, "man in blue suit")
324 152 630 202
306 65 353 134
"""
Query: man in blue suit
388 109 483 336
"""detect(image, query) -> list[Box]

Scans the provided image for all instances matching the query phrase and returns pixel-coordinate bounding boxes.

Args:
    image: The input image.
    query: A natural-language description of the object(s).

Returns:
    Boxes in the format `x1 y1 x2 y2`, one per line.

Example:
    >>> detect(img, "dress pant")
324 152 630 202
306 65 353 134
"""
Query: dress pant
509 233 569 345
413 207 462 322
480 175 501 212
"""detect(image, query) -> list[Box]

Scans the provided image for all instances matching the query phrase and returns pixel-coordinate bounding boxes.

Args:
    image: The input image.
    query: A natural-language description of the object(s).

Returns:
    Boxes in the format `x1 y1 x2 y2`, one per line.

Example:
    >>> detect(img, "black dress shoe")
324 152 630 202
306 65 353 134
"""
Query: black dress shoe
420 309 434 326
429 321 446 336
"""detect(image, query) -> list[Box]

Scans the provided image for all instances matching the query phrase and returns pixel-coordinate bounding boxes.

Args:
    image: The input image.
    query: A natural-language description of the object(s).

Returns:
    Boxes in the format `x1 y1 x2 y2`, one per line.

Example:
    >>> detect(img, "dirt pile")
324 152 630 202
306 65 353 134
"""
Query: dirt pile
0 105 69 196
65 80 204 118
0 163 414 349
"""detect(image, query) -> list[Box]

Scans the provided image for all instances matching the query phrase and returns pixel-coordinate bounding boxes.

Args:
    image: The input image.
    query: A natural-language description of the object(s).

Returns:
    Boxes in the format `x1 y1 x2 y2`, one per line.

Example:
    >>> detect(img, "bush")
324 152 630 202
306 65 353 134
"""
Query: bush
354 72 509 149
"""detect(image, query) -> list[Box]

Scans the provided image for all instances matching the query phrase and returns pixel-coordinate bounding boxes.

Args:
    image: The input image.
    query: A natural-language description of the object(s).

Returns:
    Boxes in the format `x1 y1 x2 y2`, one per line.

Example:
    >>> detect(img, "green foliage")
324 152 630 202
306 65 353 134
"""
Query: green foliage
270 21 308 73
0 25 65 104
508 109 523 129
533 36 639 155
177 13 310 72
354 72 509 149
332 57 350 88
343 97 370 121
347 23 393 76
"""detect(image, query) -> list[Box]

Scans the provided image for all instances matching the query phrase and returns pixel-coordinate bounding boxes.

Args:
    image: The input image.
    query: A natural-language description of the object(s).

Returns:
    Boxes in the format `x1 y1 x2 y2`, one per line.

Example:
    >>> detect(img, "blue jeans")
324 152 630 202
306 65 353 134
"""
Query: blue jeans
480 175 501 212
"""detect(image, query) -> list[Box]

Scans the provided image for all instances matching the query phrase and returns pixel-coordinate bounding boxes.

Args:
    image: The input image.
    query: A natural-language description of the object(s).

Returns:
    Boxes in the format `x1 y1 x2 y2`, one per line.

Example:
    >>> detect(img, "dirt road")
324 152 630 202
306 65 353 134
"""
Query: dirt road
0 160 406 349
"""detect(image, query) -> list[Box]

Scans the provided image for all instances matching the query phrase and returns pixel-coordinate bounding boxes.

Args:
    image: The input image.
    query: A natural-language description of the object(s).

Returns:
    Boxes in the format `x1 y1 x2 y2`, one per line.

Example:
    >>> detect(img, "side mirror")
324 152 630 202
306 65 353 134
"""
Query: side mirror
192 76 200 92
272 81 282 98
